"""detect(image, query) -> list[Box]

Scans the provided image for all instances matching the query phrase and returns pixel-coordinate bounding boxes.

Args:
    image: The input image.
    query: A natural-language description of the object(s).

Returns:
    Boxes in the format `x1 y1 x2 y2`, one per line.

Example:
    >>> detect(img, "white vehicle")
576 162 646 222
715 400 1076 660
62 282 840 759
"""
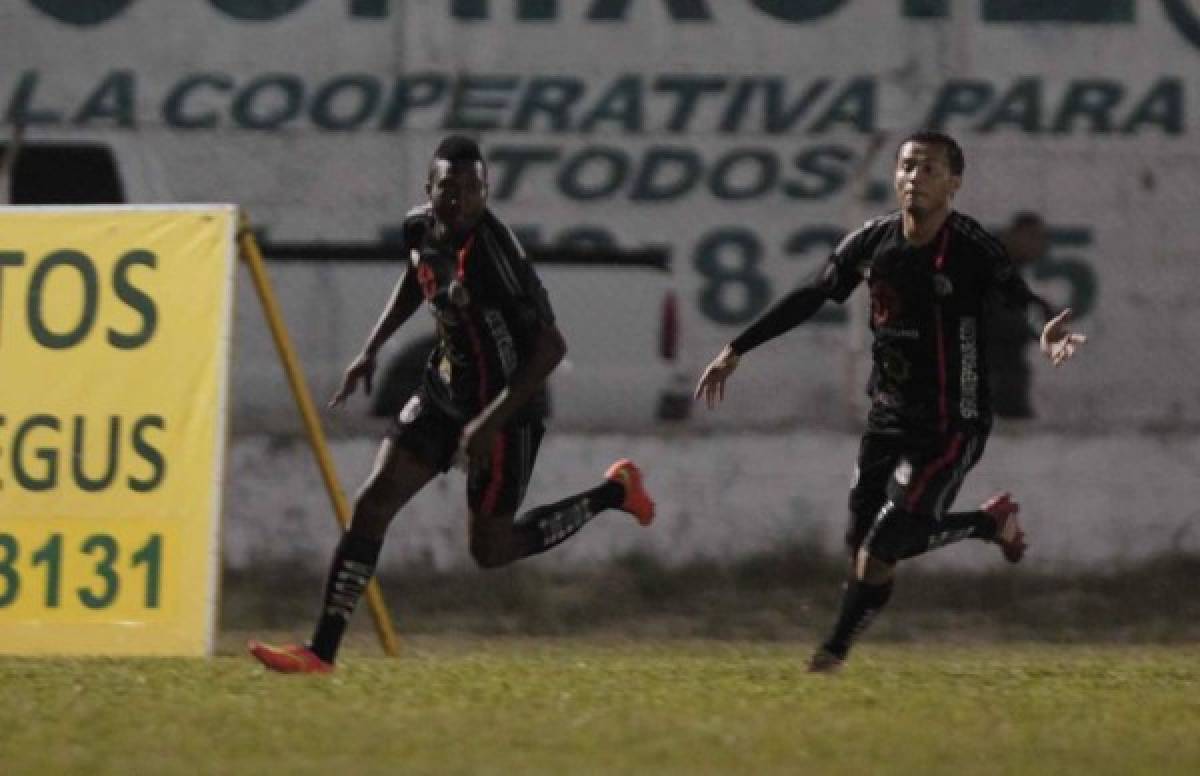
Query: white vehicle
3 136 691 433
255 237 691 433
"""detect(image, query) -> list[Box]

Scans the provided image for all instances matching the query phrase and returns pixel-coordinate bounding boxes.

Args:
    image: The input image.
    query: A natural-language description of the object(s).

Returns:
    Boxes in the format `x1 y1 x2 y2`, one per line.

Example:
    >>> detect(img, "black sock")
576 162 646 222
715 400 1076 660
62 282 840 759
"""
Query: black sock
881 508 997 561
510 480 624 558
903 509 997 557
822 578 894 660
940 509 998 542
309 531 383 663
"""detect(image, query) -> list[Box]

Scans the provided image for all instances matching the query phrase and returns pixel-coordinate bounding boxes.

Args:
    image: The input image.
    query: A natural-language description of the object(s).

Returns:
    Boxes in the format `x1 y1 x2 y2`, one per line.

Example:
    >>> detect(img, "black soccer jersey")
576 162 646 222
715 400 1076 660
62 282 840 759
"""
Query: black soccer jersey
826 210 1040 431
399 205 556 422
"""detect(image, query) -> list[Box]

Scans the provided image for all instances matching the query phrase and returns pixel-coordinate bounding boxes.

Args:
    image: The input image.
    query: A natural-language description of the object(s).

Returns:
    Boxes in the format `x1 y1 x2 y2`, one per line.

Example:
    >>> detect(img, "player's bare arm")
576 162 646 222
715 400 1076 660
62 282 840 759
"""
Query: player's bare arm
329 265 424 407
694 264 839 409
460 322 567 464
1040 307 1087 367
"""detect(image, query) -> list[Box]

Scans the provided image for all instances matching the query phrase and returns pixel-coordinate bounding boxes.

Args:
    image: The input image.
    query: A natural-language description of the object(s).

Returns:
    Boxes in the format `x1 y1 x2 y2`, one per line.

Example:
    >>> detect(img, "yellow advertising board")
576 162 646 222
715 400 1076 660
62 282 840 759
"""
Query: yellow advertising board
0 206 236 655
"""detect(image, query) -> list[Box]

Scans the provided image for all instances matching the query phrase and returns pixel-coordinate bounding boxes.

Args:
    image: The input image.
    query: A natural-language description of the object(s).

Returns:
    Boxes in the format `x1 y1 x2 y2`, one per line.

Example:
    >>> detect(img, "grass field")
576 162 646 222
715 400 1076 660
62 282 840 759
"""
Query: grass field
3 637 1198 775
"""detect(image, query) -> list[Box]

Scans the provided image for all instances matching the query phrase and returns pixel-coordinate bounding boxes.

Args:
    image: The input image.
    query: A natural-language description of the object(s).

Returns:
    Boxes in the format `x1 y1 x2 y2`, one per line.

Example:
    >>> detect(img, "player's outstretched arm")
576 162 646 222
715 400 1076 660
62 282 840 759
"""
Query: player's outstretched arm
1040 307 1087 367
329 266 423 407
694 344 740 409
329 352 377 408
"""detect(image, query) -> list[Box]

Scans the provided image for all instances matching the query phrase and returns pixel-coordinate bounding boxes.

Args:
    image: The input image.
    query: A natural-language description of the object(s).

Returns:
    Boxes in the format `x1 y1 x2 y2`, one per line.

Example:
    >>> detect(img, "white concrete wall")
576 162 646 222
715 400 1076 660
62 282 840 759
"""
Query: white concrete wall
222 426 1200 573
4 3 1199 431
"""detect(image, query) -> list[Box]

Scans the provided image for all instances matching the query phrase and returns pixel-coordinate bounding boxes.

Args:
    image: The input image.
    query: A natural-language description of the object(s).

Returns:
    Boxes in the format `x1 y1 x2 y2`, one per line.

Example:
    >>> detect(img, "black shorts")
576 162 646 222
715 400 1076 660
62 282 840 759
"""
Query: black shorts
845 426 988 551
389 388 545 517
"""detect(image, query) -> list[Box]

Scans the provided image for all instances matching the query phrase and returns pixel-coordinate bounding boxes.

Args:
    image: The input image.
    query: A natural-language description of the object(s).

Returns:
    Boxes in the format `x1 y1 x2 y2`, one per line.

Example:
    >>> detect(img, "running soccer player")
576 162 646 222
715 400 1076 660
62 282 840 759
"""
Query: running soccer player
249 135 655 673
694 130 1086 673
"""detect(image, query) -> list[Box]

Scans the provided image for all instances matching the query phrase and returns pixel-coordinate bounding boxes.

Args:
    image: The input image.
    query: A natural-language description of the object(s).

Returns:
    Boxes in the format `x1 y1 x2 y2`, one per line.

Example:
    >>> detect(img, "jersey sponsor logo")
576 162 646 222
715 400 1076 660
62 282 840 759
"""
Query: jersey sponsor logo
482 308 518 378
959 317 980 419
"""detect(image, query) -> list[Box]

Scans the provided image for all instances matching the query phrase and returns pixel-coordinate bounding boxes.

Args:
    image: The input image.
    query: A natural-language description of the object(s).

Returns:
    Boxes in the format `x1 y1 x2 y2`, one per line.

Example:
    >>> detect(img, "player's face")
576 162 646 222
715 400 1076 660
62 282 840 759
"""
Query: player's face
894 142 960 216
426 160 488 237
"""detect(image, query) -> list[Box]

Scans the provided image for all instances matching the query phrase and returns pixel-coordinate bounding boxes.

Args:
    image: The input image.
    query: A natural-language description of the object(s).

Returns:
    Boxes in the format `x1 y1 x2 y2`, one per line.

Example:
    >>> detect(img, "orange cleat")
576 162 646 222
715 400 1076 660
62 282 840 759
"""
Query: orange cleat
248 640 333 674
605 458 656 526
982 492 1027 563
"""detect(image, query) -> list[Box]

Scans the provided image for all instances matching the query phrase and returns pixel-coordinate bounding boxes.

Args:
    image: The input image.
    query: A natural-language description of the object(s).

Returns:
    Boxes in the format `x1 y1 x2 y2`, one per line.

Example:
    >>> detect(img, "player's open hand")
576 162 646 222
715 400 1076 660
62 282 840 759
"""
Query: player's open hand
694 344 741 409
328 352 376 408
1040 308 1087 367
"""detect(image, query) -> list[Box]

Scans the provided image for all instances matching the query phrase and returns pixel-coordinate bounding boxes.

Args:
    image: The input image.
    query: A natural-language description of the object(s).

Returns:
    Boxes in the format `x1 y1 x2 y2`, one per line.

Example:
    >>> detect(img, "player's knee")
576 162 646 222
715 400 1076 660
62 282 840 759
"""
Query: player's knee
860 510 904 580
854 547 895 584
844 508 876 554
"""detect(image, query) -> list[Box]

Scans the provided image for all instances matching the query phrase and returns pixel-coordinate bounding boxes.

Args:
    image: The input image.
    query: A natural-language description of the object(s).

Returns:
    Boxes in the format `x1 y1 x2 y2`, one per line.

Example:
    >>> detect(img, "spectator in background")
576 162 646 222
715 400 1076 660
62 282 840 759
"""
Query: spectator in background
0 121 25 205
989 212 1054 419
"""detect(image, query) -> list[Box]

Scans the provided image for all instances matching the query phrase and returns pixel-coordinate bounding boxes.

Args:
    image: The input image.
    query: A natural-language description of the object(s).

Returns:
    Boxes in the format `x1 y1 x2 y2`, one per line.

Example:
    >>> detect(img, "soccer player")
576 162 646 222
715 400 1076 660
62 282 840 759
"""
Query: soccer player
694 130 1086 673
249 135 655 673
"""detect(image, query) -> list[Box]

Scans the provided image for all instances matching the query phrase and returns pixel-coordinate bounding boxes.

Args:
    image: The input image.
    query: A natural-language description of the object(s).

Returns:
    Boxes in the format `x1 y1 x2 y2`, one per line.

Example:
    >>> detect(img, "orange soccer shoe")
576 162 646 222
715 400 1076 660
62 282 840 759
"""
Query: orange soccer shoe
982 492 1027 563
605 459 656 526
248 640 334 674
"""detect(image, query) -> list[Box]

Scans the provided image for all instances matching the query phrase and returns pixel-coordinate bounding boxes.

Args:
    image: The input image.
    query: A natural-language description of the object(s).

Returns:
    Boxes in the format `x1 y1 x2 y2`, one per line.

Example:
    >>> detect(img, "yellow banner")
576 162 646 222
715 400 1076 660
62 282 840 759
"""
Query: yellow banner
0 206 235 655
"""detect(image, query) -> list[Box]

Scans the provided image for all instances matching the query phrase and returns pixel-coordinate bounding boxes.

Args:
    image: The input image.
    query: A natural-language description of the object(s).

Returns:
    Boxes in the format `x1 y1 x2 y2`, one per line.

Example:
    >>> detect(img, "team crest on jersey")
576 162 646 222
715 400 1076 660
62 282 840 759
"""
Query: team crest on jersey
878 347 911 385
416 262 438 300
933 273 954 297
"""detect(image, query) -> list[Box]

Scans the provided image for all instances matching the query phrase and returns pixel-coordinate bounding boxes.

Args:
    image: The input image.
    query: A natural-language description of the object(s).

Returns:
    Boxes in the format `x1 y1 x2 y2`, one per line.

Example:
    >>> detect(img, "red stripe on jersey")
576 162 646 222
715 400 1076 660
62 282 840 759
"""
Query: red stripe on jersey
457 233 476 282
457 230 506 514
905 432 964 513
455 233 491 408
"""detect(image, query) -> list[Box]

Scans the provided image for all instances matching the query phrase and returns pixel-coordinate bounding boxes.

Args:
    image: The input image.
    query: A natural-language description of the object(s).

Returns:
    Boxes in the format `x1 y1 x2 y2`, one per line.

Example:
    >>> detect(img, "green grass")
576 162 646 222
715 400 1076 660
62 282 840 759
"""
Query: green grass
3 638 1198 775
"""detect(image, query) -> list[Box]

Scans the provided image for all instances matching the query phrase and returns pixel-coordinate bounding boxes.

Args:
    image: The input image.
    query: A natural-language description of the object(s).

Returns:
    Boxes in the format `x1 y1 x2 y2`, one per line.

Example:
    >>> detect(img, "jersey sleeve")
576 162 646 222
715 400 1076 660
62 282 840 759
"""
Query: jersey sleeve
728 219 877 355
968 218 1044 313
823 219 874 303
399 205 430 262
484 213 557 327
510 252 557 326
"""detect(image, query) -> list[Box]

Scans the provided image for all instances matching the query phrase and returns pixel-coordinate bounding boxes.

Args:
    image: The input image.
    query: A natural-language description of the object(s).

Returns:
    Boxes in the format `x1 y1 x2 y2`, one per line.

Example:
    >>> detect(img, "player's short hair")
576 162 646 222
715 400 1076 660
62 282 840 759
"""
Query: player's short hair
433 135 484 166
897 130 964 176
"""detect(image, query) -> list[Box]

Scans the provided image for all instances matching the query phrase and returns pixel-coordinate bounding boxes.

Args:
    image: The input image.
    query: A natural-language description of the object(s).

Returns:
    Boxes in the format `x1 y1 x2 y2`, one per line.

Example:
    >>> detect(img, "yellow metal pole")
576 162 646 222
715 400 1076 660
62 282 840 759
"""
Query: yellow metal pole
236 212 400 657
